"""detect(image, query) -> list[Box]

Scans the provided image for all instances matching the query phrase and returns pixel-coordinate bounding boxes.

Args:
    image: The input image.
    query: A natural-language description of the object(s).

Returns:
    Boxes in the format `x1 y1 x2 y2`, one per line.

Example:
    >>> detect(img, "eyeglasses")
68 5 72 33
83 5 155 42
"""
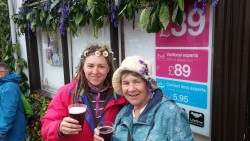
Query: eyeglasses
0 71 7 73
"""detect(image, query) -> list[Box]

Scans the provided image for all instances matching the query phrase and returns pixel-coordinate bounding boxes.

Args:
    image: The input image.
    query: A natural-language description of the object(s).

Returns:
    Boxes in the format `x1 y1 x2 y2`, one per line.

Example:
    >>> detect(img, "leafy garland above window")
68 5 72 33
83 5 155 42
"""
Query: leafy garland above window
13 0 219 39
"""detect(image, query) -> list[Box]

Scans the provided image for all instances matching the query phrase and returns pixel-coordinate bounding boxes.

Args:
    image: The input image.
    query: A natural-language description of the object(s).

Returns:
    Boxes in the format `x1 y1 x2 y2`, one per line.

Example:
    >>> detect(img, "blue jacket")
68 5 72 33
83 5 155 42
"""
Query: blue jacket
0 72 27 141
112 89 194 141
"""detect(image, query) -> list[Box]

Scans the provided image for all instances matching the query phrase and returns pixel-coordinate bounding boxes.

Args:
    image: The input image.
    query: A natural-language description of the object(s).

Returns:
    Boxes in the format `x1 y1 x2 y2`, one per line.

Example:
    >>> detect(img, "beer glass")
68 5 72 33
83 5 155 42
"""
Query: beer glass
68 103 87 128
98 121 114 141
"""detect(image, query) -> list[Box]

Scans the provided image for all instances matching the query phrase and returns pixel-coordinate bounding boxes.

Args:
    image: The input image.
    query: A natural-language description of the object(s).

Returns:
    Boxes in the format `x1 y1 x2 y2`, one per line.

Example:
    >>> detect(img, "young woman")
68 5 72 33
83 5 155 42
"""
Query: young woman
41 45 127 141
94 56 194 141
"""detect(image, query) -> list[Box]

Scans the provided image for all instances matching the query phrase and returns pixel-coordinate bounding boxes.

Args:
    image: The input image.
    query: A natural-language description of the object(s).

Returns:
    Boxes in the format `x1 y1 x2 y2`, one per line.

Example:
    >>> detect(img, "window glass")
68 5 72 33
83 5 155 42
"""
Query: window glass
37 30 65 94
123 17 156 78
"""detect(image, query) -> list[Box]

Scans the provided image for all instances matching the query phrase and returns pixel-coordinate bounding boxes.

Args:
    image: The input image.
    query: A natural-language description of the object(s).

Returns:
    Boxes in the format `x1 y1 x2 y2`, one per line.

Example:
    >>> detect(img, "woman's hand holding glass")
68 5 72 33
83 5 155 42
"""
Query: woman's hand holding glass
59 117 82 135
93 127 104 141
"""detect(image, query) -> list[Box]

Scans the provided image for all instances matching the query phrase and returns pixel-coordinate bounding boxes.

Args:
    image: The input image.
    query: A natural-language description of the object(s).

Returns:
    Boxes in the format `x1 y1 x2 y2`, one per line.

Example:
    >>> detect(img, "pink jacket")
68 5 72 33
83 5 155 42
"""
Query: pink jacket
41 79 127 141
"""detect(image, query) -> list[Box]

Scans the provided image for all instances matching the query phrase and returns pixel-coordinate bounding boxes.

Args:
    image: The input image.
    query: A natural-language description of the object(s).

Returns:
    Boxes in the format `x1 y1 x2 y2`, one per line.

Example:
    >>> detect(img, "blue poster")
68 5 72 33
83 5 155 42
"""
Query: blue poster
156 78 208 109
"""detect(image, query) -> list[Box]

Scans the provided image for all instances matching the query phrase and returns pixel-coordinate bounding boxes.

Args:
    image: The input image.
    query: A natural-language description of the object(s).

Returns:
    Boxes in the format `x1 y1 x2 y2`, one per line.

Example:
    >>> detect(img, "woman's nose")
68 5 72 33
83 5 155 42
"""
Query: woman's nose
128 84 136 91
92 67 99 74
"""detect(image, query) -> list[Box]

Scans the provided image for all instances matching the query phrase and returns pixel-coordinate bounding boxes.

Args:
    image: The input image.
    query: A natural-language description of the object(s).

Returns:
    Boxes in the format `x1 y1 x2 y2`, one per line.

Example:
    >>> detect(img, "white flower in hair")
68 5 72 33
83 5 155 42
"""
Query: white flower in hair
95 51 101 56
83 50 89 57
102 51 109 57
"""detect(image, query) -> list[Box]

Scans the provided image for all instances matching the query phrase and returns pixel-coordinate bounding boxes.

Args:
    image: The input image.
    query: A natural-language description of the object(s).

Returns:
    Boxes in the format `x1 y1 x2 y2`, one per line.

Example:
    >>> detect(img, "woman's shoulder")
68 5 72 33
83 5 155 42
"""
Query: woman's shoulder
57 79 78 94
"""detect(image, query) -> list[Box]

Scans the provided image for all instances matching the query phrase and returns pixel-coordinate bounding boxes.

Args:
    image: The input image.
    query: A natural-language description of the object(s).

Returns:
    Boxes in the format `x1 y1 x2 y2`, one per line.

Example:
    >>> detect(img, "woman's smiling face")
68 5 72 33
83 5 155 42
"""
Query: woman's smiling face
121 72 150 110
83 55 110 89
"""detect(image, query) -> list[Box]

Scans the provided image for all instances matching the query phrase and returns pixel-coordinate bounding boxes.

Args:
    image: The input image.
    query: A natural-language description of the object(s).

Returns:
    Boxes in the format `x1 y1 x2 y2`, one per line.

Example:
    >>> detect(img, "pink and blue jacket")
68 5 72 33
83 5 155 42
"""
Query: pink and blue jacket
41 79 127 141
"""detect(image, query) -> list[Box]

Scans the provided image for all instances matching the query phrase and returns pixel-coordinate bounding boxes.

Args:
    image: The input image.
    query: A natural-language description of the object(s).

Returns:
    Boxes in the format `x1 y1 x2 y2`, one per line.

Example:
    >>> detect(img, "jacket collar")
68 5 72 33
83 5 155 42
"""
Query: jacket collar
122 89 173 124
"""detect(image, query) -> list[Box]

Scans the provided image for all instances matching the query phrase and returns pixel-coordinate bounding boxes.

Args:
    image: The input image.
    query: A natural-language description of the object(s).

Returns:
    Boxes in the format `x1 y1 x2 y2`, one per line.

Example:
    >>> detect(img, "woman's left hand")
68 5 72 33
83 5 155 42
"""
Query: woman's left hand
93 127 104 141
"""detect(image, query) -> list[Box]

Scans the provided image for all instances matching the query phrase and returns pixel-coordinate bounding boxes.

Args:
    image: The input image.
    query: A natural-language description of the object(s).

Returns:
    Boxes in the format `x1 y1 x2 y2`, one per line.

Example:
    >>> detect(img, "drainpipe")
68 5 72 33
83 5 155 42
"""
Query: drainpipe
7 0 16 44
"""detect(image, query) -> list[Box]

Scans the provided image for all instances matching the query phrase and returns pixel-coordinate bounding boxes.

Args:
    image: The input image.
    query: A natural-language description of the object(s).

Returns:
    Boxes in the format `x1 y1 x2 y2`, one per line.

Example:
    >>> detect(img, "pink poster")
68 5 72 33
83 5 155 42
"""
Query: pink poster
156 49 208 83
155 1 210 47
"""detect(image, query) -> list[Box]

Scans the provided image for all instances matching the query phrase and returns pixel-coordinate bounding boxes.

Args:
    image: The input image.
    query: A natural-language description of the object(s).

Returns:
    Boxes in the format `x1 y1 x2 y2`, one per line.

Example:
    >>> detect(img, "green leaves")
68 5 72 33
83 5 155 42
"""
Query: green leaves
139 8 149 31
50 0 59 10
178 0 185 11
75 12 83 25
139 2 170 32
146 5 161 33
126 3 134 21
159 3 170 30
87 0 94 9
12 0 215 38
172 1 184 25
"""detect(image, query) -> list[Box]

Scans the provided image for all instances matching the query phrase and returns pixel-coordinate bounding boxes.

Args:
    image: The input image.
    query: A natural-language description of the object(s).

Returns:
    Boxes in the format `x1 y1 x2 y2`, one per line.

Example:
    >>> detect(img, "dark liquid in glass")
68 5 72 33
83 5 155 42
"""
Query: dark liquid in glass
69 107 86 128
99 126 113 141
69 113 85 126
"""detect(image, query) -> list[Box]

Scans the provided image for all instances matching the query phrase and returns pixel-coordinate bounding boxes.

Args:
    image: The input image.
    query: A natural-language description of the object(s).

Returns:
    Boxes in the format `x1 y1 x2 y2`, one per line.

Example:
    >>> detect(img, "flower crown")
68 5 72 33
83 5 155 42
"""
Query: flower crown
81 49 114 59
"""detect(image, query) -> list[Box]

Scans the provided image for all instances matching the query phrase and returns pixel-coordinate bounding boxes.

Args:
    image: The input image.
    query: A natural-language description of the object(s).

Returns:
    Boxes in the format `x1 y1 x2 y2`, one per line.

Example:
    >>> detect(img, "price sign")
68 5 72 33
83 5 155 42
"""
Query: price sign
157 78 207 109
155 1 210 47
156 49 208 83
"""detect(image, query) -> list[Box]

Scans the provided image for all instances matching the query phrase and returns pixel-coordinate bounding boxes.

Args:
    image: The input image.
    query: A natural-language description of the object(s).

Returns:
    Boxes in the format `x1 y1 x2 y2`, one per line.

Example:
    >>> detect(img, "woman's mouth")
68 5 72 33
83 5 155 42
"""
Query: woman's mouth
129 94 139 97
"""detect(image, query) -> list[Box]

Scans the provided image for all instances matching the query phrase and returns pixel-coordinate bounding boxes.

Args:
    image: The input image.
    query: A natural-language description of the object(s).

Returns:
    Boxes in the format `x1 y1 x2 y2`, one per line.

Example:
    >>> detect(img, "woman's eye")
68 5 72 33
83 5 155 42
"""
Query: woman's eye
122 82 129 86
135 81 141 84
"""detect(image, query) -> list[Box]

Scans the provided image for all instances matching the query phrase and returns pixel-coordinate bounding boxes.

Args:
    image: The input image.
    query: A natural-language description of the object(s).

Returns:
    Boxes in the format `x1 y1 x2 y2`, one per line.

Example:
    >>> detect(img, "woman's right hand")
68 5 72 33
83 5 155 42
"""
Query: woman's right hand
59 117 82 135
93 127 104 141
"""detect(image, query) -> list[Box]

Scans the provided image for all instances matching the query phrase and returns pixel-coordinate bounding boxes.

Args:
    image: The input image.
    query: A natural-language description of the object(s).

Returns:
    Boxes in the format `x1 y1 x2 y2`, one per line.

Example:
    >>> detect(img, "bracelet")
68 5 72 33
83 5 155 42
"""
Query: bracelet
58 130 65 138
58 122 65 138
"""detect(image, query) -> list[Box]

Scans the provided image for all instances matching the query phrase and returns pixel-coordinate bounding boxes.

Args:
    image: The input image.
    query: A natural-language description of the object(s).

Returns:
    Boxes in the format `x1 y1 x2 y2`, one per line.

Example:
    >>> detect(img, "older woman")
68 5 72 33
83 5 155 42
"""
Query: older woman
94 55 194 141
0 63 27 141
41 45 127 141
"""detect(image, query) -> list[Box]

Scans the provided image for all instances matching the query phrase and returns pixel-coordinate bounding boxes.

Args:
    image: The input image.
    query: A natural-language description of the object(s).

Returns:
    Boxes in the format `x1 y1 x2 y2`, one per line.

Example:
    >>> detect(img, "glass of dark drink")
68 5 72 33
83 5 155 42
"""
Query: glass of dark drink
98 121 114 141
68 103 87 128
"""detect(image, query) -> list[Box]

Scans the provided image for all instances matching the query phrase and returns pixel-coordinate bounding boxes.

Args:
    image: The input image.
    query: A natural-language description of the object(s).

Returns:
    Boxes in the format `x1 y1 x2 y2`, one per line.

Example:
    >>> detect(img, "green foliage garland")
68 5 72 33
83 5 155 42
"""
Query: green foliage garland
13 0 219 39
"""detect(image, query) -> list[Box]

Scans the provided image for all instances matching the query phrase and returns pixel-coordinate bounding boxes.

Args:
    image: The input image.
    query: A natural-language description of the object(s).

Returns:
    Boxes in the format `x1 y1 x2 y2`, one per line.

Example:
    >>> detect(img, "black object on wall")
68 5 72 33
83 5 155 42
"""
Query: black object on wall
25 30 41 93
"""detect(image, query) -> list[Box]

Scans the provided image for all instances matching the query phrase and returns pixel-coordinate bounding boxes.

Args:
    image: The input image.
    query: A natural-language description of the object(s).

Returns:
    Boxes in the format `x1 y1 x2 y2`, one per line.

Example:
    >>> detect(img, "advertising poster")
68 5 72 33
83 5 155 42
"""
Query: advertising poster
155 1 213 137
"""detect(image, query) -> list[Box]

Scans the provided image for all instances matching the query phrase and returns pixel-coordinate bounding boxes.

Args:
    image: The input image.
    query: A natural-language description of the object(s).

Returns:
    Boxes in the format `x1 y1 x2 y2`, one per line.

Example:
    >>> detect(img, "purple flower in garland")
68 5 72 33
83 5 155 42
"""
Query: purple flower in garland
147 82 153 97
139 60 155 97
47 36 51 47
212 0 219 8
27 20 31 39
41 3 45 10
202 0 206 15
59 1 71 36
194 0 206 15
26 8 32 39
139 60 148 76
194 0 198 13
19 5 25 17
44 2 50 11
110 0 118 28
